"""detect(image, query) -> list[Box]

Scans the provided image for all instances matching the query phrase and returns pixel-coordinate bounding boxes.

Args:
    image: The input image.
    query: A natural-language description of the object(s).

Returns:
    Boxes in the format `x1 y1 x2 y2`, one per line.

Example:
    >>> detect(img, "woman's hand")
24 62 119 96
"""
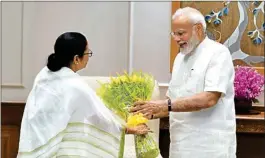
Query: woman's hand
125 124 151 135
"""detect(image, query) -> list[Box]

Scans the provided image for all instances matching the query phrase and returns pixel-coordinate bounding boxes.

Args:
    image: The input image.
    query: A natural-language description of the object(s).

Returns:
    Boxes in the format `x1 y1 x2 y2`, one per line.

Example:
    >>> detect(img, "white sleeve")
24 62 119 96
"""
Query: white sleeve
69 81 125 134
204 48 234 95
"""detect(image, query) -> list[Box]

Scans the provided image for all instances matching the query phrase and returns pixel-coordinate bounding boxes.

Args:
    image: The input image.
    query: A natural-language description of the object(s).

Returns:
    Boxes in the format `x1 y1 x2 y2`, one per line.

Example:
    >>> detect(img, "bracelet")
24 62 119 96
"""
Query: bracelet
168 98 172 112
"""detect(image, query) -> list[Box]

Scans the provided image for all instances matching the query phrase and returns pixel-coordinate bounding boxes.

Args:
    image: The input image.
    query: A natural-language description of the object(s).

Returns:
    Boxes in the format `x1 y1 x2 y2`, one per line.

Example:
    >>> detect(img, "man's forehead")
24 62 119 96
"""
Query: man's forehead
172 15 193 29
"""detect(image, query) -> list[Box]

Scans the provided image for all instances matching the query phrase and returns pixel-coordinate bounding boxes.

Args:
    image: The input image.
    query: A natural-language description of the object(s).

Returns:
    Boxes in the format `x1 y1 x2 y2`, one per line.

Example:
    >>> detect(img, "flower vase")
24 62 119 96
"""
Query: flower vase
234 98 252 114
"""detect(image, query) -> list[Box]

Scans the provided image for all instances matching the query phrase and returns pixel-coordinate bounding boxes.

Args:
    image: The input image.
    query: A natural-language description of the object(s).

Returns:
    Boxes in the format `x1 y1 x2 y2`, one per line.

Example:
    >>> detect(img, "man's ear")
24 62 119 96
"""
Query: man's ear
196 23 203 32
195 23 204 37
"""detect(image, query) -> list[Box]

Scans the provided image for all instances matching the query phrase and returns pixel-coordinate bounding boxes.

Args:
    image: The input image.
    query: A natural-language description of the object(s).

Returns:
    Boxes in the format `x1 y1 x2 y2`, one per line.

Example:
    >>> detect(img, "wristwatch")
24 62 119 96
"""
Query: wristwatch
168 98 172 112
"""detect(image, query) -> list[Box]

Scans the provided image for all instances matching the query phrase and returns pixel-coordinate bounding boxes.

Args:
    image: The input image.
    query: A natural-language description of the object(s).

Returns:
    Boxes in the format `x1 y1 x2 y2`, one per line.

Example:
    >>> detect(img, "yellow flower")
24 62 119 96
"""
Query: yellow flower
130 74 137 82
111 77 120 84
127 113 148 127
120 75 127 82
110 76 115 83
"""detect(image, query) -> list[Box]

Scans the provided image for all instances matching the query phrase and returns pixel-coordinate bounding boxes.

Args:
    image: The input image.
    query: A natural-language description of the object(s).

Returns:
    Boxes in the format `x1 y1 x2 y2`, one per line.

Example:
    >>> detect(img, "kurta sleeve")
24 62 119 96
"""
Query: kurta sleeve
204 48 234 95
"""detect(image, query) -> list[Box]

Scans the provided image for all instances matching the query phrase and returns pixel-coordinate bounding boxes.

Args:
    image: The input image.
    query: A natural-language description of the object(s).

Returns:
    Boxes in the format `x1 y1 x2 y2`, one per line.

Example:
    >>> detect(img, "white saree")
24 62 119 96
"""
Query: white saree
17 67 125 158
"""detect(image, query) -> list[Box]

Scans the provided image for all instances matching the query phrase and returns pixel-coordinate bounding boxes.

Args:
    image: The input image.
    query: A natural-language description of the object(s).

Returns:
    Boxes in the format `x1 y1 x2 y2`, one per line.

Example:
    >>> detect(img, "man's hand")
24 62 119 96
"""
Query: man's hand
130 100 168 119
130 91 221 116
126 124 151 135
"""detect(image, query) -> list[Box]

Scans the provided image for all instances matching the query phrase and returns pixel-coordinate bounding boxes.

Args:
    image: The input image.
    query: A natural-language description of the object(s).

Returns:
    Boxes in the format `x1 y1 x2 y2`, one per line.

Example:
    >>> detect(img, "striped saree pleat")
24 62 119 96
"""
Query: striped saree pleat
17 123 125 158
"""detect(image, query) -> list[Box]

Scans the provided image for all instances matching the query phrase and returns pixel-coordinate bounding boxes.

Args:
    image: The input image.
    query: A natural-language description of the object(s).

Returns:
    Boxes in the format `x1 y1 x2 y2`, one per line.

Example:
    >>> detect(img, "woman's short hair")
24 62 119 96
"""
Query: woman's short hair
47 32 87 72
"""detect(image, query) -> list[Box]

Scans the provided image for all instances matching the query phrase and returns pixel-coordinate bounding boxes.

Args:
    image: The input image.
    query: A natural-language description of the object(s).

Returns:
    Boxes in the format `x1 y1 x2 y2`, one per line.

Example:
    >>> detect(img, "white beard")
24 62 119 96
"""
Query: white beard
180 31 200 55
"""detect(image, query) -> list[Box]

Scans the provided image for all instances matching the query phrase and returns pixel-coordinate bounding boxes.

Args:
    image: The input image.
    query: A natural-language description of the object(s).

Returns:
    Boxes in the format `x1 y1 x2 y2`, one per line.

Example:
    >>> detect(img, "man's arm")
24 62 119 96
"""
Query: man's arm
170 91 221 112
152 111 169 119
153 91 169 118
157 91 221 113
131 91 222 118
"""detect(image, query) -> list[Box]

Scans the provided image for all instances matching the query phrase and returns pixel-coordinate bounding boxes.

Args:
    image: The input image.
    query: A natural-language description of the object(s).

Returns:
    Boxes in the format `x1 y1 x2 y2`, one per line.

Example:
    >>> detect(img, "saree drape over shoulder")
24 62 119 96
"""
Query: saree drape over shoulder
17 67 125 158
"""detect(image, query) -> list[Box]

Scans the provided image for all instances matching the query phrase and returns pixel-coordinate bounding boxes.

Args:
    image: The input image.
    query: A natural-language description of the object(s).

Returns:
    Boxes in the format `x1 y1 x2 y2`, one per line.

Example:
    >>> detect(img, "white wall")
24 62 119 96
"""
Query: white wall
1 1 172 102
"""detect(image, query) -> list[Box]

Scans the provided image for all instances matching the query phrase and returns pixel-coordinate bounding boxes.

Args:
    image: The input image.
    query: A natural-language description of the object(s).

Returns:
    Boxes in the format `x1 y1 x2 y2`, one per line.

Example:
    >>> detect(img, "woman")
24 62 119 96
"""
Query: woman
17 32 149 158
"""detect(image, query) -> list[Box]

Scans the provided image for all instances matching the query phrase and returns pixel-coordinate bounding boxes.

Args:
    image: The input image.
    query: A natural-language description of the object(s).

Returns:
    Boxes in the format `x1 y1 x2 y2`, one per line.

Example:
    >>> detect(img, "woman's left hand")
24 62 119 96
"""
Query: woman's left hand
126 124 151 135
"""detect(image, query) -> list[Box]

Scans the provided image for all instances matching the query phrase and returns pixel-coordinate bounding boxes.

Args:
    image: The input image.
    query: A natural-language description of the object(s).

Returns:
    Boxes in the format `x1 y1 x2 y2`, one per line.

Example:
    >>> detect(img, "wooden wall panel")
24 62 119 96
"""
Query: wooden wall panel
1 102 25 158
1 126 19 158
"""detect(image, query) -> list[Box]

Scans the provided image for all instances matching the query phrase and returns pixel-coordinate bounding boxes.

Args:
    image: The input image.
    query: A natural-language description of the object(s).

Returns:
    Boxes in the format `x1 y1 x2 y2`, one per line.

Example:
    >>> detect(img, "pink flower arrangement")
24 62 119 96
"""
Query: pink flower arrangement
234 66 264 102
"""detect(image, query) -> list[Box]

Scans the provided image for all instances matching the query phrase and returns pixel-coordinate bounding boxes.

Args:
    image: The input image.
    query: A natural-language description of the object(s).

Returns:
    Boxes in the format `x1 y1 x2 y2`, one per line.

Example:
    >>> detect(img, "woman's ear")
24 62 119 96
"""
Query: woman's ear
73 55 80 65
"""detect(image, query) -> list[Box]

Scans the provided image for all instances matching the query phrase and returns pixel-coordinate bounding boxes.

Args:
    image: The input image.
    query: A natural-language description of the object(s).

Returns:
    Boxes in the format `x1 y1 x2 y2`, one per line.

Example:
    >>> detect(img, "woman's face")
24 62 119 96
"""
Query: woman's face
79 43 91 70
73 42 91 72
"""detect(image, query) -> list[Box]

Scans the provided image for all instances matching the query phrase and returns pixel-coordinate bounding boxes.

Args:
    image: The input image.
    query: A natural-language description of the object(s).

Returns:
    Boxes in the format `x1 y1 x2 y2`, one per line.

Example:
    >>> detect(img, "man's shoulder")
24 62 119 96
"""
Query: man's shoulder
206 38 230 53
173 52 185 63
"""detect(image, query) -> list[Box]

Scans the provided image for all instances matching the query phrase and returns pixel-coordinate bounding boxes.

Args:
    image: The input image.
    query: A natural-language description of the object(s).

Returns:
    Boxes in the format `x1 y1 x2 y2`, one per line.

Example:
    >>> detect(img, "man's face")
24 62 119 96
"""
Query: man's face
171 16 200 55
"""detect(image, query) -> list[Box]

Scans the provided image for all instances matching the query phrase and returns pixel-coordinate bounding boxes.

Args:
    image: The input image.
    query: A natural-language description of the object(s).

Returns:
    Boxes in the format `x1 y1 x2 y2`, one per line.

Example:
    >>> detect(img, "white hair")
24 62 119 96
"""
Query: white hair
172 7 207 32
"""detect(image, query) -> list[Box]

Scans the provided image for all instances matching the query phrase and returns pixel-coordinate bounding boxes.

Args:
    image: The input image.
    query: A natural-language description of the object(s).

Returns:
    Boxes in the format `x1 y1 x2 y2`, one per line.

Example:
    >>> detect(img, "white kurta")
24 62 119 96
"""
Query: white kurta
17 67 125 158
168 37 237 158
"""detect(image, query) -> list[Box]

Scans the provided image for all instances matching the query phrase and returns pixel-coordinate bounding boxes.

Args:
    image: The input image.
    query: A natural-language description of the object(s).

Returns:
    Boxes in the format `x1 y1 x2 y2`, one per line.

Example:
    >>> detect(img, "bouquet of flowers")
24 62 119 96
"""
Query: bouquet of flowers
96 71 160 158
234 66 264 102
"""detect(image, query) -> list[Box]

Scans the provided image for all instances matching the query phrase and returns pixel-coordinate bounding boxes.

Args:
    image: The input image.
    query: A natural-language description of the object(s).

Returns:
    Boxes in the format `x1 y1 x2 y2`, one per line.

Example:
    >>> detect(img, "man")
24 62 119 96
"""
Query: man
131 7 236 158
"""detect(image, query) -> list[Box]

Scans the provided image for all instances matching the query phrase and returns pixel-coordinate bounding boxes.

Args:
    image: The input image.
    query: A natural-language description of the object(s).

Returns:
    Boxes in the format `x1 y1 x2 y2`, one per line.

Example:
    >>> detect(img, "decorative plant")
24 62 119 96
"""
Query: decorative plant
205 1 264 45
194 1 265 66
234 66 264 103
247 1 265 45
205 1 230 26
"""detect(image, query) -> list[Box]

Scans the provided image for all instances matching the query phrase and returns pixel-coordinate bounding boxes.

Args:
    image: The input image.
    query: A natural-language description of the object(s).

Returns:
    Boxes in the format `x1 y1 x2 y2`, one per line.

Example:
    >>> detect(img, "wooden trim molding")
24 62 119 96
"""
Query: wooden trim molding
170 1 180 73
160 105 264 134
1 84 24 88
1 102 26 126
236 119 265 134
253 67 264 76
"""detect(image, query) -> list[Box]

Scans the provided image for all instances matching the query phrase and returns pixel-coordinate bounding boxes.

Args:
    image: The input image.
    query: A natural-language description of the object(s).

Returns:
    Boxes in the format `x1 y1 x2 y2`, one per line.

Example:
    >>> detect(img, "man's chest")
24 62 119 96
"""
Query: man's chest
169 52 212 97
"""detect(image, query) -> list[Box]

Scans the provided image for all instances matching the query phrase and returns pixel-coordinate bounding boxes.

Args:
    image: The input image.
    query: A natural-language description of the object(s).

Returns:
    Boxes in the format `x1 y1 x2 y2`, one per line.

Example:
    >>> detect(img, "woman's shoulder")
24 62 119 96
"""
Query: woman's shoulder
64 76 93 94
